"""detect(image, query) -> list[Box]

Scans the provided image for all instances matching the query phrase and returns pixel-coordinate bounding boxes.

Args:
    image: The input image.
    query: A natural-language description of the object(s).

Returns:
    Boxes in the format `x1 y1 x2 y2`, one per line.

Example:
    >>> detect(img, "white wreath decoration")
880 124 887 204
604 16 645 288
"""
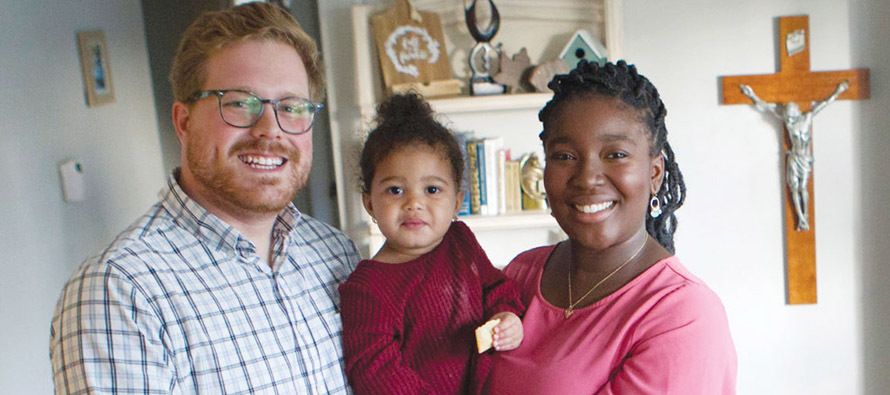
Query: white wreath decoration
385 25 441 77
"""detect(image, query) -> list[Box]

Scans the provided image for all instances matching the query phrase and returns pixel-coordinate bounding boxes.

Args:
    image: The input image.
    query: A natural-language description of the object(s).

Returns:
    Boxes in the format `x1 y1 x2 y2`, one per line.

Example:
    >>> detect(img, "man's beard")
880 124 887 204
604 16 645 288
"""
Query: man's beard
186 138 310 215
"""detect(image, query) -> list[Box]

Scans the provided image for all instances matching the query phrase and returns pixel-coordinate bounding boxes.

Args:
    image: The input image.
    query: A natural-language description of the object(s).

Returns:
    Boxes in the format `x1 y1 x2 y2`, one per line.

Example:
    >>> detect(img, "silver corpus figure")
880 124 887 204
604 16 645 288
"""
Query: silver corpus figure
739 80 849 231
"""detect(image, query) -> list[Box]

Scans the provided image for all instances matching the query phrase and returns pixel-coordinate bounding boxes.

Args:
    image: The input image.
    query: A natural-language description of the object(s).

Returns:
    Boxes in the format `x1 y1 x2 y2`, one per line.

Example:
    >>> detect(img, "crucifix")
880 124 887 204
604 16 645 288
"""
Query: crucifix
721 15 869 304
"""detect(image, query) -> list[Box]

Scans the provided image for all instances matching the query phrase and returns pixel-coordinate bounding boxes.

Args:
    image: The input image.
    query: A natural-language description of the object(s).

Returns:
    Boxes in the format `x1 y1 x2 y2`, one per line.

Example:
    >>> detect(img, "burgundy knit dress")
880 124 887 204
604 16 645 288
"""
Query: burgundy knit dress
339 221 523 395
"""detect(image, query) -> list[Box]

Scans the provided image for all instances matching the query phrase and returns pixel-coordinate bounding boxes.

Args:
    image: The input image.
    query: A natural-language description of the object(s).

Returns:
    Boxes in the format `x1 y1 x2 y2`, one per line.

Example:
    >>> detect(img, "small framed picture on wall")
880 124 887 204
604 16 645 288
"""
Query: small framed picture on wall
77 30 115 107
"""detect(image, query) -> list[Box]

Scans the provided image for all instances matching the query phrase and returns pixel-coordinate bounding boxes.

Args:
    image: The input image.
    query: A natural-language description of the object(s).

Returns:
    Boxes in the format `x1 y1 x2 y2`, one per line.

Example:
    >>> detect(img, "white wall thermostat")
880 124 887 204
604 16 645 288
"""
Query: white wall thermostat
59 160 85 203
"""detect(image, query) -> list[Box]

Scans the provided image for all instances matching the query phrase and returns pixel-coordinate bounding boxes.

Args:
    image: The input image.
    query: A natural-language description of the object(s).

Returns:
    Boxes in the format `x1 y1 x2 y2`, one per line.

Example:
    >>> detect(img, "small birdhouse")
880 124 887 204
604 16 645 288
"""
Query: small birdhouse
559 30 608 68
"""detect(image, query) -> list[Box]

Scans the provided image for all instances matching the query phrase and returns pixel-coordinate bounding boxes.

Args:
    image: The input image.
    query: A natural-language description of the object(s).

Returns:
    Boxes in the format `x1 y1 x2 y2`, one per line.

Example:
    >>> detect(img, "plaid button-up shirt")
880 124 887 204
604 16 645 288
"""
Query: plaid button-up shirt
50 173 360 394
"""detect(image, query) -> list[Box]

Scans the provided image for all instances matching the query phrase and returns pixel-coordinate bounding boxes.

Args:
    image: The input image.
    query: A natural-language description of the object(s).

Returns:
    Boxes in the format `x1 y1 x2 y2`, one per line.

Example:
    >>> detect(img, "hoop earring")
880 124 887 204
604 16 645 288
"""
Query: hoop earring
649 195 662 218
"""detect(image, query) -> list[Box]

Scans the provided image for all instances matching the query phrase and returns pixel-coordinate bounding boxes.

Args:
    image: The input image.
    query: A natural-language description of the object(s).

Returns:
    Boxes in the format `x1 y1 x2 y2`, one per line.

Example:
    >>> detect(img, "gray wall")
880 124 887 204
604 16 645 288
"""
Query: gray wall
0 1 165 393
851 1 890 393
142 0 222 191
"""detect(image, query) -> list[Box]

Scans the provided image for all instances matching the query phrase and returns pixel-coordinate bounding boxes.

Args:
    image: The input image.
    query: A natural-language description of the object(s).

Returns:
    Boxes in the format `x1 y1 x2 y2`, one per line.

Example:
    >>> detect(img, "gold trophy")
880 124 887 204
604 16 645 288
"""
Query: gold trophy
519 152 547 210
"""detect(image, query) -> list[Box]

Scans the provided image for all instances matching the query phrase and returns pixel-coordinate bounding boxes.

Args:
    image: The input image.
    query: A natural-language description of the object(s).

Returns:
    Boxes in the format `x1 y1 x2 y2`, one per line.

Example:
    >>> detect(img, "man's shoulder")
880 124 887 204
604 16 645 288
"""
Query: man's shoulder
293 213 347 236
73 202 181 278
284 213 360 275
291 214 357 252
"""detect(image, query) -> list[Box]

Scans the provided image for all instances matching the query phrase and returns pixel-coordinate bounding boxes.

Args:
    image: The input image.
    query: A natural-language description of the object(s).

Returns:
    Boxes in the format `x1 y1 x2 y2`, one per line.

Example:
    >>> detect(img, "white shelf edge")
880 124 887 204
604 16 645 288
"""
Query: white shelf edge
459 211 559 231
428 93 552 115
366 210 558 236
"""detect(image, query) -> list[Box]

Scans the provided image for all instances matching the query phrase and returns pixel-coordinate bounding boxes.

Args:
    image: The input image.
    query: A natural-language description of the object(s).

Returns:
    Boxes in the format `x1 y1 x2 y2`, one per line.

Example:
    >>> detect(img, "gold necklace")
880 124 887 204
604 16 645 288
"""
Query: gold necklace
565 234 649 318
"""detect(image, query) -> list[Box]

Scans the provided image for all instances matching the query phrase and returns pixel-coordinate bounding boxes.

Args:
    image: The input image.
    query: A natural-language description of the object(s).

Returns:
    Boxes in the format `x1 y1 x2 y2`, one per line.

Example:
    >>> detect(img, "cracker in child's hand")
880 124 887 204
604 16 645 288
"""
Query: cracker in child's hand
475 318 501 353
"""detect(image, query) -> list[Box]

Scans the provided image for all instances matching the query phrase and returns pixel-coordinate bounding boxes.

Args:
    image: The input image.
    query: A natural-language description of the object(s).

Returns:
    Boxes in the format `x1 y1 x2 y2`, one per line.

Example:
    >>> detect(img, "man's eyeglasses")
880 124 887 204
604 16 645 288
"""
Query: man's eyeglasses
188 89 323 135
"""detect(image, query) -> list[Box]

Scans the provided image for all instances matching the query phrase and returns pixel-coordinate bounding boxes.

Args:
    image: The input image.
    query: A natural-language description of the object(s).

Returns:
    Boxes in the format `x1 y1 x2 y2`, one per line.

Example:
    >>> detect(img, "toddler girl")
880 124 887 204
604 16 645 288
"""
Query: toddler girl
339 93 524 395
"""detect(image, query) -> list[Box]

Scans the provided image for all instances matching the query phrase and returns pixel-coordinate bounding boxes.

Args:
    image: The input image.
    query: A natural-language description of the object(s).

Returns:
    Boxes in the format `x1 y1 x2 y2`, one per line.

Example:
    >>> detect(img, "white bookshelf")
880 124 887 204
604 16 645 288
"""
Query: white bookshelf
317 0 622 265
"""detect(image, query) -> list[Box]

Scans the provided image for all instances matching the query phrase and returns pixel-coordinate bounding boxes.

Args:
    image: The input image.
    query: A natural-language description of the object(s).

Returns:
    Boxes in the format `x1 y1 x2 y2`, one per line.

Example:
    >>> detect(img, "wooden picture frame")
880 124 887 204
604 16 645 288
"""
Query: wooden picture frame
77 30 115 107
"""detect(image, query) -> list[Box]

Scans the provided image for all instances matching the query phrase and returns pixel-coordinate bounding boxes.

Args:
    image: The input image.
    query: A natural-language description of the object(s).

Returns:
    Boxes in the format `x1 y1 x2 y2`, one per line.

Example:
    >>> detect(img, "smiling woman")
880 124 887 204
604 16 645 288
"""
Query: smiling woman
484 61 737 395
541 95 658 253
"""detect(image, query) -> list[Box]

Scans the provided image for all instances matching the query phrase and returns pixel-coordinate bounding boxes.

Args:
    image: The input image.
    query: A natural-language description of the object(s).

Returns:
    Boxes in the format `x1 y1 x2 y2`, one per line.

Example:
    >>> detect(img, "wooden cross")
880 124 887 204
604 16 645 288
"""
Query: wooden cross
721 15 869 304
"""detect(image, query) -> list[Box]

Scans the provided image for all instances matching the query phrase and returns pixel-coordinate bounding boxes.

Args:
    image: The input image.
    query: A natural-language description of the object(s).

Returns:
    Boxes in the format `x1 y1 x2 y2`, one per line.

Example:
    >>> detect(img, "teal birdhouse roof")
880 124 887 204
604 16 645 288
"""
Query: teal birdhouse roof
559 29 608 68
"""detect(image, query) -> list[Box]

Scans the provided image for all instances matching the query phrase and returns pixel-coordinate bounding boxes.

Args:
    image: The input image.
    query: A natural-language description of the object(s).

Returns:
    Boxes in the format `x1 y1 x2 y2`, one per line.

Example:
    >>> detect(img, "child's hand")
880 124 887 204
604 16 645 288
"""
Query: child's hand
490 312 523 351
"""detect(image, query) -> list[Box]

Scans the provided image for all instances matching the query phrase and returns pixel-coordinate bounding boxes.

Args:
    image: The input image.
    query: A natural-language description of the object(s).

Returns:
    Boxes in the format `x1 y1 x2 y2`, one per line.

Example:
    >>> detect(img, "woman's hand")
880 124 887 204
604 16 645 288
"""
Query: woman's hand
490 311 523 351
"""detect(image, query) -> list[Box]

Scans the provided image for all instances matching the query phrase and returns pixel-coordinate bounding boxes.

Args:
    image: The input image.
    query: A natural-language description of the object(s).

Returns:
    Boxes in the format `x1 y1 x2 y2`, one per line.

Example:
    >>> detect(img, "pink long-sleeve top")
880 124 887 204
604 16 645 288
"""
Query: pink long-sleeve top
484 245 737 394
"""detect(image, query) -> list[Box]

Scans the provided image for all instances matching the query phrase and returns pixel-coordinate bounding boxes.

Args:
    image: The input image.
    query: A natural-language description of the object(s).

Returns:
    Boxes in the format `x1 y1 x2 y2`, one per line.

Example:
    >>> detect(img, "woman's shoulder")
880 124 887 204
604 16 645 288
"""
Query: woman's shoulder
503 245 557 284
636 257 730 324
649 257 717 298
511 244 557 263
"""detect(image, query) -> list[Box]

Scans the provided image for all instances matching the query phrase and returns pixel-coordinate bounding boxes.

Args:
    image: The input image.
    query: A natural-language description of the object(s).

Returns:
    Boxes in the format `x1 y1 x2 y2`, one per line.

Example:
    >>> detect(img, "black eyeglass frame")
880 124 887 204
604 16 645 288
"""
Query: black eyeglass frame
188 89 323 135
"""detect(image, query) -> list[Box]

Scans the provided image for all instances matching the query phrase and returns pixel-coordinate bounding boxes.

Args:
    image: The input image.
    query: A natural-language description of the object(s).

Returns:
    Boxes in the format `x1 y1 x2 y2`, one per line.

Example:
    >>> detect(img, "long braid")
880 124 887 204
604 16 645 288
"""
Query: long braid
649 139 685 253
539 60 686 253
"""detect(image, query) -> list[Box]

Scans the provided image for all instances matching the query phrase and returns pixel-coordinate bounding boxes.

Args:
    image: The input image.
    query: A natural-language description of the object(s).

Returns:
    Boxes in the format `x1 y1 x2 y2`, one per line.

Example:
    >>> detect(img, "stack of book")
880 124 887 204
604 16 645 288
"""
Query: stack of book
455 132 524 216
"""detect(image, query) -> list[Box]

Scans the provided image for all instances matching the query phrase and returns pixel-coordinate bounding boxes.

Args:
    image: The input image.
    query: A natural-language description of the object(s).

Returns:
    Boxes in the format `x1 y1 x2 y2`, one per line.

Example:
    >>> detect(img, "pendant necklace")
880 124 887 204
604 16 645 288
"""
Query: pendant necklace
565 234 649 318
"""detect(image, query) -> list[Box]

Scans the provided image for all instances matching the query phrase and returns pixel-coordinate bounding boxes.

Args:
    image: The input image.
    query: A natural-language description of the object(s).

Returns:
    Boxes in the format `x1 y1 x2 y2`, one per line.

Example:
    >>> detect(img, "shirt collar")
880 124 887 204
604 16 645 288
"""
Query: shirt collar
159 169 302 255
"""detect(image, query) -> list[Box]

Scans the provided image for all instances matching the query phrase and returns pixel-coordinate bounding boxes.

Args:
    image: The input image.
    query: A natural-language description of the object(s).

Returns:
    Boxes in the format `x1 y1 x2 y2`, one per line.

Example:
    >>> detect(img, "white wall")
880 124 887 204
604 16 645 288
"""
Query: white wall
621 0 887 393
0 1 165 393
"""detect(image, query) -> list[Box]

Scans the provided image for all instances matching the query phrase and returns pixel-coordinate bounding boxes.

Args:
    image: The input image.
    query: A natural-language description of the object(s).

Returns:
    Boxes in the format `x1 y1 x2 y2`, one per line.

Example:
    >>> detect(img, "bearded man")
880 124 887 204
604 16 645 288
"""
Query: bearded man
50 4 359 394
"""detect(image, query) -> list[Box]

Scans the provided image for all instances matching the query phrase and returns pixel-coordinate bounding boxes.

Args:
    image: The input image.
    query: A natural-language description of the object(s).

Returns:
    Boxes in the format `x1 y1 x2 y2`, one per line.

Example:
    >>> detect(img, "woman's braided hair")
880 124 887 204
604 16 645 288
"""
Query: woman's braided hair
538 60 686 253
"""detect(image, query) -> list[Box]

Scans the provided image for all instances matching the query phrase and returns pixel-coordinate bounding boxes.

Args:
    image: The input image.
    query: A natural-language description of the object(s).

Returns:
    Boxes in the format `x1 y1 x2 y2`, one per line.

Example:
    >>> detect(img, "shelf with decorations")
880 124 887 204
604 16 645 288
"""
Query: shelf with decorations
428 92 551 114
317 0 622 266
